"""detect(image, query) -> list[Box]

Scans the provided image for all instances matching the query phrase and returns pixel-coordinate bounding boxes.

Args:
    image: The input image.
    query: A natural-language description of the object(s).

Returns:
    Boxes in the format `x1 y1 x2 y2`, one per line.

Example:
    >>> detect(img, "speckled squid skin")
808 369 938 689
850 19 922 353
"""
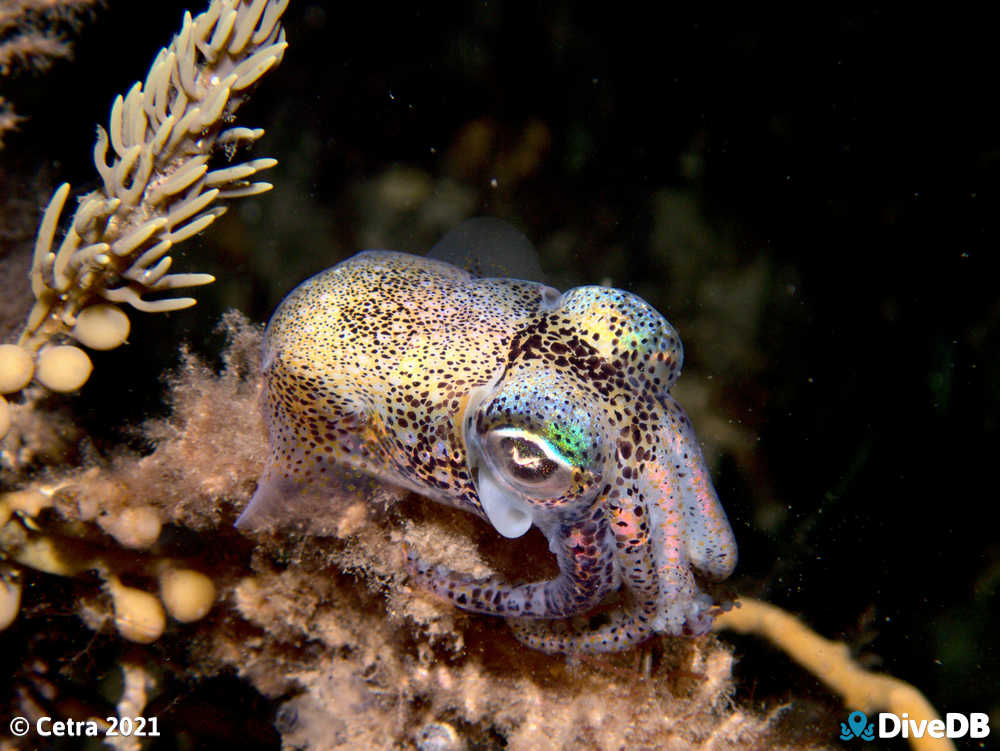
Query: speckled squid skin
240 249 737 654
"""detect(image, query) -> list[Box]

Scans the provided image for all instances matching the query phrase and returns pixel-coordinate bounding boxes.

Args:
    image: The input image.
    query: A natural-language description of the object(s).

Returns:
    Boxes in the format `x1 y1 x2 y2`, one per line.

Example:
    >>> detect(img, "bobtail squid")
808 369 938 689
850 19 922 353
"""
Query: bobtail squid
238 220 737 654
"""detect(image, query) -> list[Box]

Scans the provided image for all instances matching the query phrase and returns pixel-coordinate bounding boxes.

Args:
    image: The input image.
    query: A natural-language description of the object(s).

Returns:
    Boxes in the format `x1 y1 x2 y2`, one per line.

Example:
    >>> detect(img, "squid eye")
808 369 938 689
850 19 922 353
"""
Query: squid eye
483 427 576 498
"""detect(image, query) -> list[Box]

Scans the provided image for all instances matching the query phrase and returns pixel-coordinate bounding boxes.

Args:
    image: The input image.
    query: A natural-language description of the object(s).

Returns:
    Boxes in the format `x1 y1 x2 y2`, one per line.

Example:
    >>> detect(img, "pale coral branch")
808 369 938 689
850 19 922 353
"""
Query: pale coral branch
714 597 955 751
18 0 287 355
0 0 286 421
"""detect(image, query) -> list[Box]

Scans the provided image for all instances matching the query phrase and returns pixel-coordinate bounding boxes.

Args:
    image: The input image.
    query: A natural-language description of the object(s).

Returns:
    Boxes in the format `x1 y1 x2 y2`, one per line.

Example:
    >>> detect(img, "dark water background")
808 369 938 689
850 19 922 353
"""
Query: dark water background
3 2 997 748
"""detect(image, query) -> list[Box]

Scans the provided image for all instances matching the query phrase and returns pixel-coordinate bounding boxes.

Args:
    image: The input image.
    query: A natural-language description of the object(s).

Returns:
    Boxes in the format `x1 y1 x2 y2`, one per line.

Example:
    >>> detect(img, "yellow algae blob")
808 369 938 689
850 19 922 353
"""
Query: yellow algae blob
0 344 34 394
104 506 162 550
0 568 21 631
70 303 131 350
159 568 216 622
3 535 88 576
0 489 52 528
108 577 165 643
35 345 93 392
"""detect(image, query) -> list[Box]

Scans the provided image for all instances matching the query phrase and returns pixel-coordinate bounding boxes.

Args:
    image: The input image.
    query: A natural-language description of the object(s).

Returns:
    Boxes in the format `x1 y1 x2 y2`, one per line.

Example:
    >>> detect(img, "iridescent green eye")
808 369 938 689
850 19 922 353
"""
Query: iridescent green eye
483 427 576 498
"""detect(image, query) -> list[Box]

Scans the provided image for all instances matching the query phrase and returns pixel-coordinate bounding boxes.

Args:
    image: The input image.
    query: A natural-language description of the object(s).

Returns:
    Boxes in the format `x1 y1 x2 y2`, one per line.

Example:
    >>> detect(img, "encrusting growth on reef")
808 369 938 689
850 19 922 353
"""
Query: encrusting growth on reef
8 311 943 750
0 0 287 435
1 314 802 750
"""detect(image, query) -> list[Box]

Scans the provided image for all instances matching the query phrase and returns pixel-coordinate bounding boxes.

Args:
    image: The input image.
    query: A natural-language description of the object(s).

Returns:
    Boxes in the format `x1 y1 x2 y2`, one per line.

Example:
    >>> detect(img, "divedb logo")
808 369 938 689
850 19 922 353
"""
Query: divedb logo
839 710 990 741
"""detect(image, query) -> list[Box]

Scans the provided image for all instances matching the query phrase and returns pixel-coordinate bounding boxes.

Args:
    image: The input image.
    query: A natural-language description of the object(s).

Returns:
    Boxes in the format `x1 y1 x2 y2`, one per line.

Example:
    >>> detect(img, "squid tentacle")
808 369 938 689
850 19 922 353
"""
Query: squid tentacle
658 395 738 580
405 503 617 618
506 604 654 654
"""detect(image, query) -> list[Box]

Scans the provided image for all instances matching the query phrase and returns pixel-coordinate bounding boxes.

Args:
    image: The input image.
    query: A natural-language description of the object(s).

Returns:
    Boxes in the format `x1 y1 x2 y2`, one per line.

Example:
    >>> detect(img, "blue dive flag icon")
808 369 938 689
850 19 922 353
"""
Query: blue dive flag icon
839 711 875 741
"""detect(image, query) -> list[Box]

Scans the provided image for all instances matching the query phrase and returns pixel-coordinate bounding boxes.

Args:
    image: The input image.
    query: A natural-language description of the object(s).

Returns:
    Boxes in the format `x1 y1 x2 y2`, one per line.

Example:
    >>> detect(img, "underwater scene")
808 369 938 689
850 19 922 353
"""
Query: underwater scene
0 2 996 749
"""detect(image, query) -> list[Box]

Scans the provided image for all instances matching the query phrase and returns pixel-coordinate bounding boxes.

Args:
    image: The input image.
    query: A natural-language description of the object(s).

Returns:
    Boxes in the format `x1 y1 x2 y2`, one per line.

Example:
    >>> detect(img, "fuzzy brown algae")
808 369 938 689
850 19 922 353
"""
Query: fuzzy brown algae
238 224 737 654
